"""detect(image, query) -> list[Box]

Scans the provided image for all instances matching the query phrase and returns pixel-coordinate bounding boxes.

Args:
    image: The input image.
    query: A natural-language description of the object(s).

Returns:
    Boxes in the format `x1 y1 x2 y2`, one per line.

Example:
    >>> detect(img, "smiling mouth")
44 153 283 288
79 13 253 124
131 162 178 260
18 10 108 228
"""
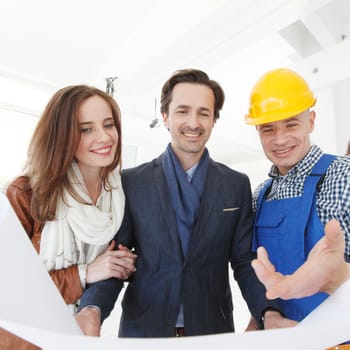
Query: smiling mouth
274 147 293 155
91 146 112 155
183 131 202 138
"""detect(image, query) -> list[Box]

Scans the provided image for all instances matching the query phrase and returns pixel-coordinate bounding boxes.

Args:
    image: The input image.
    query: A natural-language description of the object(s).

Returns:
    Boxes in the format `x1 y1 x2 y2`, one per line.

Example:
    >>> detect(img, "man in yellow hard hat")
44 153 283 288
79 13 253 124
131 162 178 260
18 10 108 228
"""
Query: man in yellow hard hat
245 68 350 348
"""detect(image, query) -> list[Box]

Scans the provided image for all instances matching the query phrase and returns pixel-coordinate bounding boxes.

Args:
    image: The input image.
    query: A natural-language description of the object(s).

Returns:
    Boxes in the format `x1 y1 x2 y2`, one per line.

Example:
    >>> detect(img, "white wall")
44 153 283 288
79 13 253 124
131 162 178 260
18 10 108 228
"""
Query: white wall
0 108 38 190
333 78 350 155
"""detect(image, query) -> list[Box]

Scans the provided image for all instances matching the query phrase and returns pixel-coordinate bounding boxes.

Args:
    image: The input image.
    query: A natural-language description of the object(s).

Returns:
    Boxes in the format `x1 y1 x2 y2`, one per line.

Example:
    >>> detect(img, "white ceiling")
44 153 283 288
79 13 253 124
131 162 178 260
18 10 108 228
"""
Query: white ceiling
1 0 349 182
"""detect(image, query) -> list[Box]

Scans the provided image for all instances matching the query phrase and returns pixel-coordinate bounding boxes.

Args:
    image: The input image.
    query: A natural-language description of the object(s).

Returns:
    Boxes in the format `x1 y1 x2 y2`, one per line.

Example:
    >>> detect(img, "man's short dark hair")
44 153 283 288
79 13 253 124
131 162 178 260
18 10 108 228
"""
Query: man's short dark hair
160 69 225 119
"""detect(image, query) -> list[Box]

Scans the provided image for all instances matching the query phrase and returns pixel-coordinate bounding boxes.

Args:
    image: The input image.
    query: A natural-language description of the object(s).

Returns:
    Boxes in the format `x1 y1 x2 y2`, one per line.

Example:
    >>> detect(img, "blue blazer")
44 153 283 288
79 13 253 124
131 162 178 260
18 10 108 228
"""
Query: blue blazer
79 153 279 337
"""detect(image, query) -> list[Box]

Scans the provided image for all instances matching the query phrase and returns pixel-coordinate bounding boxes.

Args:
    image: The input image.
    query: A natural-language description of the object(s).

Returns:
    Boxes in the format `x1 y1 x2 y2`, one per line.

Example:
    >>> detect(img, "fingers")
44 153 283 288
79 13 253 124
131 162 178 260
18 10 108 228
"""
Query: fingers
252 247 279 288
263 312 298 329
244 316 260 331
108 264 134 280
86 245 137 283
106 240 116 251
104 243 137 261
99 250 137 279
107 254 137 272
257 247 276 272
252 259 282 295
105 249 137 259
324 219 344 251
105 250 137 272
105 241 132 253
252 247 286 299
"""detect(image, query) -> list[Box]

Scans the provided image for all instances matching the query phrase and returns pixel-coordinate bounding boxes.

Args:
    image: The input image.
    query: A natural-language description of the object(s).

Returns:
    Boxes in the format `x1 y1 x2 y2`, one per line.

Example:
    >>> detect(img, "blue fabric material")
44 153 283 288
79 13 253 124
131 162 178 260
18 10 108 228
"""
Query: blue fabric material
162 144 209 256
78 151 281 337
252 145 350 260
253 154 336 321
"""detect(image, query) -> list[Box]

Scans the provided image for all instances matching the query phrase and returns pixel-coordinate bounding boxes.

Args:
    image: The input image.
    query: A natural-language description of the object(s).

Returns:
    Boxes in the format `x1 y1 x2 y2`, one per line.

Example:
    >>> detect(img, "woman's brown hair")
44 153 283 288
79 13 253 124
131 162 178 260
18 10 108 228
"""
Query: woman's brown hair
25 85 122 223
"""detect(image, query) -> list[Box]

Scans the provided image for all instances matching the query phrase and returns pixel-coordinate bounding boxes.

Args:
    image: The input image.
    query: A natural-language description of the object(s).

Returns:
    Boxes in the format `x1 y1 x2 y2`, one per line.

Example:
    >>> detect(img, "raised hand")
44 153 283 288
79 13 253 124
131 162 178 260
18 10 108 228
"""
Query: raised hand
252 219 350 299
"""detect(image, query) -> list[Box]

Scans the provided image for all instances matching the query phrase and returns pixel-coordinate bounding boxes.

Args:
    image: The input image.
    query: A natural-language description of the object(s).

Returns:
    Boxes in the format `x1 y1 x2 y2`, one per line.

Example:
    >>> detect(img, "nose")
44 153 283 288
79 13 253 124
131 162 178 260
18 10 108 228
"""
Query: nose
186 112 200 129
273 128 287 145
96 126 111 142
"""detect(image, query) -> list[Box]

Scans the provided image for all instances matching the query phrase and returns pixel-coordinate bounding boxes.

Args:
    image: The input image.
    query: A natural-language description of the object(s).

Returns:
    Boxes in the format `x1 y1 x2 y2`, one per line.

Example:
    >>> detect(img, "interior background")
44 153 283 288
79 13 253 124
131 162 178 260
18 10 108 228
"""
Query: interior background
0 0 349 335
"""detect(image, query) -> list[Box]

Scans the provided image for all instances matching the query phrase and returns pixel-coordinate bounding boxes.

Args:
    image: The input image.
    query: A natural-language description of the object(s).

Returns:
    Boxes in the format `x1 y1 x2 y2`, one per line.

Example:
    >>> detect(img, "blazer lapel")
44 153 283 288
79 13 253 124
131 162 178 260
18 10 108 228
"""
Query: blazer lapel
186 160 220 255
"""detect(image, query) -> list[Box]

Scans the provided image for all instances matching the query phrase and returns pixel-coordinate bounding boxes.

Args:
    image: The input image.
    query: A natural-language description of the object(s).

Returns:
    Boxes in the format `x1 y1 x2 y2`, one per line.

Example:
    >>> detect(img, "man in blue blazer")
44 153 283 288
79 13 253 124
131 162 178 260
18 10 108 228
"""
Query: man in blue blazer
76 69 290 337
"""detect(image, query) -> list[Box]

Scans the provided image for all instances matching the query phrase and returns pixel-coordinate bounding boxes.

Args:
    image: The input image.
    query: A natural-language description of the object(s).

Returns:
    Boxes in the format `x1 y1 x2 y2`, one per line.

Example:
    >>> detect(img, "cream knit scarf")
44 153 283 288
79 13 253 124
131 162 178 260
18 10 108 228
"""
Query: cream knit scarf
39 162 125 271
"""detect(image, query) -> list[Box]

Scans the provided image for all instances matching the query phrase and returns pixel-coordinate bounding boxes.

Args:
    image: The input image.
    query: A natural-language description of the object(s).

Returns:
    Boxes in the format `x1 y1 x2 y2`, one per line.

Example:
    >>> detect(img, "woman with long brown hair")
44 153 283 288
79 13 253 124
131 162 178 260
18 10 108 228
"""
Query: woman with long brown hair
2 85 136 349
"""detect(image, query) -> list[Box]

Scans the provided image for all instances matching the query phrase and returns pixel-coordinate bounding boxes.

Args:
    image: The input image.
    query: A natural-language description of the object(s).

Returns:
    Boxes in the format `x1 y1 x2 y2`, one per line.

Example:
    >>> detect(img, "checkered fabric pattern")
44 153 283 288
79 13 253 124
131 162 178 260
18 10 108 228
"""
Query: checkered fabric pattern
253 145 350 258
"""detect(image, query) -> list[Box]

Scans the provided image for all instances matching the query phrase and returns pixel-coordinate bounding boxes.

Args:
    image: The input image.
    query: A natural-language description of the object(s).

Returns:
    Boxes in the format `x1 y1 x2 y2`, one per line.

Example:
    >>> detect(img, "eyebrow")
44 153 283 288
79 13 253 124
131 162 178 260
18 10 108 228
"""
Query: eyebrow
260 116 301 128
198 107 211 112
282 117 302 124
79 117 114 125
175 105 211 112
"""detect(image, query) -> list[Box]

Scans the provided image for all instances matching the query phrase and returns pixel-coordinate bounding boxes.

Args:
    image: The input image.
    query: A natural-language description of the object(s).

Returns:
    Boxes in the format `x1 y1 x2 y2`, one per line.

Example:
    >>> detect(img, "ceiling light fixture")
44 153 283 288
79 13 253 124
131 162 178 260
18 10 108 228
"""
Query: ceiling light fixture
105 76 118 97
149 97 160 128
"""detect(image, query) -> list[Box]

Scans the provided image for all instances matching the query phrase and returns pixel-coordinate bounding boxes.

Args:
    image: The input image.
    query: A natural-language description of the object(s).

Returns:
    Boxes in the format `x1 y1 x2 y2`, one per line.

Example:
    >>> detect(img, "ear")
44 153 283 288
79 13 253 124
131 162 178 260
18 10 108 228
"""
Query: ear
309 110 316 132
162 112 169 130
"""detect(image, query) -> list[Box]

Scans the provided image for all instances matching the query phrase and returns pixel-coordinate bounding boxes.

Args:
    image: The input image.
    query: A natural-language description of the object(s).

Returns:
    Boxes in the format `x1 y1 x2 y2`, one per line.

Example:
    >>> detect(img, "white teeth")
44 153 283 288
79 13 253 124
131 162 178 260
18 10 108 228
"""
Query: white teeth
92 147 110 154
183 132 200 137
276 148 290 154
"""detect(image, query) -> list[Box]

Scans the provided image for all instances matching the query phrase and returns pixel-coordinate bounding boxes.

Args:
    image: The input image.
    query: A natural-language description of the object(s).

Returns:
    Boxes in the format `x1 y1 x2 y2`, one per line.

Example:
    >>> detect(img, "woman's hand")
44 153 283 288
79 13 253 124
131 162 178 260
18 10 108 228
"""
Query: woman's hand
86 240 137 283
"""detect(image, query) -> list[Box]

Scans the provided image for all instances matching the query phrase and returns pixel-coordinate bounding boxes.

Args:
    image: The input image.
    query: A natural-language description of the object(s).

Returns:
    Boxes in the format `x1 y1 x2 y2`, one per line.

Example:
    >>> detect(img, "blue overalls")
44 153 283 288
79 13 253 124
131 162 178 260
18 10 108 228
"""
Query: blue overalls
253 154 335 321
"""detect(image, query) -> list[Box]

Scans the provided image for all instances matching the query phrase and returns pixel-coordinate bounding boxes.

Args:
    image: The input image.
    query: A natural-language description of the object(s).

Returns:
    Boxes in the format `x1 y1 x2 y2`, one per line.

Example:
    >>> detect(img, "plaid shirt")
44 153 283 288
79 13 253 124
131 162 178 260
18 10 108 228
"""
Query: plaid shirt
253 145 350 258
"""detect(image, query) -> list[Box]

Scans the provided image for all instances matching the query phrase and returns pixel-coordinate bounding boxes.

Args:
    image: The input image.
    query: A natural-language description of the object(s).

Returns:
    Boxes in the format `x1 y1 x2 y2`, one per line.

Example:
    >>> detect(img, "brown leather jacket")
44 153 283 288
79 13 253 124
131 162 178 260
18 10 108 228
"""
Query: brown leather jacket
0 328 39 350
2 176 84 349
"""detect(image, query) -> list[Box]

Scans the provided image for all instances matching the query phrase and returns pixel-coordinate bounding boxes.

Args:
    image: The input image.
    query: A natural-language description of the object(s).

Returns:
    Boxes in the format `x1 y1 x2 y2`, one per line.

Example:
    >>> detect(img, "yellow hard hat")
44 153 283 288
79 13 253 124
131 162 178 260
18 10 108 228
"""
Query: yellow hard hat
245 68 316 125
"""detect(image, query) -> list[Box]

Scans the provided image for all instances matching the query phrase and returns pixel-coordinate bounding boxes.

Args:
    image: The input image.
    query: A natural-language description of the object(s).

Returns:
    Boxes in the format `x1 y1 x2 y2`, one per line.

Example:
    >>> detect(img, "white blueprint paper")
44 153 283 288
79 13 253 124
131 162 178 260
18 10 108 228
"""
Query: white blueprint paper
0 192 349 349
0 193 81 335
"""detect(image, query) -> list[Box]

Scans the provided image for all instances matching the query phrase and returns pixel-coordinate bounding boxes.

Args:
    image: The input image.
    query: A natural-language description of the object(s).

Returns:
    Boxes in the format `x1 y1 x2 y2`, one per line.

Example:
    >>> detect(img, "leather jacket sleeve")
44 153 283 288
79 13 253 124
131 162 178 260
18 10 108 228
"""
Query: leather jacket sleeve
5 177 83 304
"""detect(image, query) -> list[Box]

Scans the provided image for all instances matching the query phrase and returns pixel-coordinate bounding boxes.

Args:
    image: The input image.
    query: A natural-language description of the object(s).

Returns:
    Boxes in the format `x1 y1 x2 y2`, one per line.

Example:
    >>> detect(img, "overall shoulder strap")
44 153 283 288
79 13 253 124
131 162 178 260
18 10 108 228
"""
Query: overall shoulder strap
256 179 273 211
306 154 336 193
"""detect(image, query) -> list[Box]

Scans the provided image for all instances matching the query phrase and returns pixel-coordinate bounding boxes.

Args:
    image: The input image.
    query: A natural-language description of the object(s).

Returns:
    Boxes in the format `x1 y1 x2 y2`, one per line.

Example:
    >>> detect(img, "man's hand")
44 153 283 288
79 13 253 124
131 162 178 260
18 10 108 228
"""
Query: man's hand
262 310 297 329
245 315 260 331
75 307 101 336
252 219 350 299
245 312 297 331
